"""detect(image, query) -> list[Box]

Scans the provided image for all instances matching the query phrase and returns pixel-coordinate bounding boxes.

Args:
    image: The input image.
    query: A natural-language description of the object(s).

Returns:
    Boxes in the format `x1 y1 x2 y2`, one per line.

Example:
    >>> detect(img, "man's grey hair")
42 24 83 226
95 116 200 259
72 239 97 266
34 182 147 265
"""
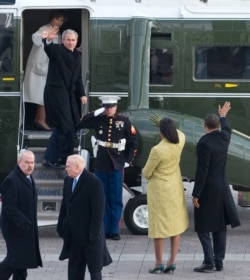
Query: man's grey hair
62 29 78 40
17 149 35 162
67 154 85 169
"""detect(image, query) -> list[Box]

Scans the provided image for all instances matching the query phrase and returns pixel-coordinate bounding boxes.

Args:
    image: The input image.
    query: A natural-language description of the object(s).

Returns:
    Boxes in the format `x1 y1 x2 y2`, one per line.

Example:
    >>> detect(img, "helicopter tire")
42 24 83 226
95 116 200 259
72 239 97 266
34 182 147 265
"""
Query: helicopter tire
123 194 148 235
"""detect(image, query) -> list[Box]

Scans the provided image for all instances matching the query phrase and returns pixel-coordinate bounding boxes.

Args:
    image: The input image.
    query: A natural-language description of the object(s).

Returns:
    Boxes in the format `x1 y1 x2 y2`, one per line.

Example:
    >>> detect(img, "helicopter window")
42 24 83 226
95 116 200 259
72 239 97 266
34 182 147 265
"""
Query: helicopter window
151 33 172 41
150 48 173 85
0 0 15 3
0 13 13 73
195 46 250 80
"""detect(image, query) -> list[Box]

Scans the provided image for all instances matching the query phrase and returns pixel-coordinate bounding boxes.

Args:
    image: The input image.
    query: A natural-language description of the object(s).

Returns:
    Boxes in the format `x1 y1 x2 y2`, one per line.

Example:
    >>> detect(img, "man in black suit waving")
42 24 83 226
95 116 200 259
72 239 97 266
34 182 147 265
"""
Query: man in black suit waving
41 28 87 169
57 154 112 280
192 101 240 273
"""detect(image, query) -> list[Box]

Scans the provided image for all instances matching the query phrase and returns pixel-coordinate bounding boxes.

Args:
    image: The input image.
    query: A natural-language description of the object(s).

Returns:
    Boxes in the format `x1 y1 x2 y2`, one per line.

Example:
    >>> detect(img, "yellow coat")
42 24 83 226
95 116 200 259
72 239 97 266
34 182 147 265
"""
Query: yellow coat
142 130 189 238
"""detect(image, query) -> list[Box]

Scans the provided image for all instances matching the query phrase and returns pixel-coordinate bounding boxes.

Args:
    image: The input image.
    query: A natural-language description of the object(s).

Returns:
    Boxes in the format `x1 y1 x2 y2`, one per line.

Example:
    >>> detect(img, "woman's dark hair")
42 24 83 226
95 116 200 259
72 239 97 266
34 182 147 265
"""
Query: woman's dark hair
160 117 179 144
49 10 67 22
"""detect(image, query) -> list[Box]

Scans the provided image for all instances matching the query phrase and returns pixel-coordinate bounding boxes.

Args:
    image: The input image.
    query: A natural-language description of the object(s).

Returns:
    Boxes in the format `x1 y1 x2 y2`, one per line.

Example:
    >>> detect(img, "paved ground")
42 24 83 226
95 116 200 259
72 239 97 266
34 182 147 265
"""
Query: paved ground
1 183 250 279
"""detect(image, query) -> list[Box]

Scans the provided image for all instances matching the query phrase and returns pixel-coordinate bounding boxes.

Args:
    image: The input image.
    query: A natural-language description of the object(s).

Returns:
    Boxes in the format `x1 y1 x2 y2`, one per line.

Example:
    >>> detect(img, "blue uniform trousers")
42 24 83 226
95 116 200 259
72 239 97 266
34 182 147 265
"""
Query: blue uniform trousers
95 169 123 235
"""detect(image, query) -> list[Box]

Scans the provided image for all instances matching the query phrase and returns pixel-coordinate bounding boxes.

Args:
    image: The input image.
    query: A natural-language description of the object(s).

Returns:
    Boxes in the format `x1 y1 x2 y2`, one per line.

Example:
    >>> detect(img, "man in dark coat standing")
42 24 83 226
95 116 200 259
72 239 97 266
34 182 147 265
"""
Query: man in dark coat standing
41 28 87 169
0 149 42 279
192 101 240 273
57 154 112 280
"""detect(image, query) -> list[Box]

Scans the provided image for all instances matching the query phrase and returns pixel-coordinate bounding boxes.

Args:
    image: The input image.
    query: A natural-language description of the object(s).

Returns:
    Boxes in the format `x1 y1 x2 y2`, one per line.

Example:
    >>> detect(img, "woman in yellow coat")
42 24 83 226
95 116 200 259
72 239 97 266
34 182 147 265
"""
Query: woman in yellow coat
142 117 189 274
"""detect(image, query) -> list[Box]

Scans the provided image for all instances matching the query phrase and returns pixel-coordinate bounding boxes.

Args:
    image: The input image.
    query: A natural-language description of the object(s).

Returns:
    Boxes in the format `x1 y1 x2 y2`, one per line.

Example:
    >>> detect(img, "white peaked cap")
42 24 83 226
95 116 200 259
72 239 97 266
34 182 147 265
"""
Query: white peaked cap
98 96 121 107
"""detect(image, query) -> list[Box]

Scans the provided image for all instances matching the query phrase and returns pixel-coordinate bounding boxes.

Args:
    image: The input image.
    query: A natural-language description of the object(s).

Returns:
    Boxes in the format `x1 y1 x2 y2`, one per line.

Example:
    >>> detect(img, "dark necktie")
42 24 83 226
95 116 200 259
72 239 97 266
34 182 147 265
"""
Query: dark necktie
27 176 32 184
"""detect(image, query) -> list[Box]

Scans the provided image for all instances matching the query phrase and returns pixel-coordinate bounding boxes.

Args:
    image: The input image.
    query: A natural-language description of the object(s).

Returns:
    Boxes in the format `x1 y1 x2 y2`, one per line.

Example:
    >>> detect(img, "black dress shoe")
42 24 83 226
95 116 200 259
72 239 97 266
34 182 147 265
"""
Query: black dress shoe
57 158 66 166
105 234 111 239
42 160 65 170
215 261 223 271
193 263 214 272
215 266 223 271
110 234 120 241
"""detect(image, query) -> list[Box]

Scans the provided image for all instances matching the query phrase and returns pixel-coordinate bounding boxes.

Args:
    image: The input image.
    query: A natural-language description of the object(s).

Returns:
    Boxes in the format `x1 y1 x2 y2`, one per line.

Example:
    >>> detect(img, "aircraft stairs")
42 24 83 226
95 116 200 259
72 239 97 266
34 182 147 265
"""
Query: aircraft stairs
21 130 62 226
17 75 90 226
20 129 89 227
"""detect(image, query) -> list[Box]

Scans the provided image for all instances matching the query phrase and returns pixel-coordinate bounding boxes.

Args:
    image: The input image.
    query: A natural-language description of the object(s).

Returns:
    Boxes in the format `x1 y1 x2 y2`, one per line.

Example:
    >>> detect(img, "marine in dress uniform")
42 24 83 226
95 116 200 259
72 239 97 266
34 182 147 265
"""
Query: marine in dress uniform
77 96 138 240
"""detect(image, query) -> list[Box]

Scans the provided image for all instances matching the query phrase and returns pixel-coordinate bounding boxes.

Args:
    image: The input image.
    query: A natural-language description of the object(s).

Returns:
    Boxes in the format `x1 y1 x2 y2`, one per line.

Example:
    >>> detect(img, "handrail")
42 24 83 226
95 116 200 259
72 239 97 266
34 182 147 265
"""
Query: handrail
17 70 25 157
78 72 90 154
232 129 250 141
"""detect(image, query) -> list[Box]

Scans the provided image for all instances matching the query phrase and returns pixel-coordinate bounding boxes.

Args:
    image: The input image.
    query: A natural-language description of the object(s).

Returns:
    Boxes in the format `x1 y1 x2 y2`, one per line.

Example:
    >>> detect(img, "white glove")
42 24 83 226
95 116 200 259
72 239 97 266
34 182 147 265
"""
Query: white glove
94 107 105 117
124 162 129 168
91 136 98 158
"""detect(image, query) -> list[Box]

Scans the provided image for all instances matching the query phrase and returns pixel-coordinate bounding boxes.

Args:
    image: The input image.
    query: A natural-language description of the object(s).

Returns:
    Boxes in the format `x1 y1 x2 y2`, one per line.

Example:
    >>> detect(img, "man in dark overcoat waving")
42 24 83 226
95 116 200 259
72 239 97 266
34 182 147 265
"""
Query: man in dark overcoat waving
192 101 240 273
41 28 87 169
0 149 42 279
57 154 112 280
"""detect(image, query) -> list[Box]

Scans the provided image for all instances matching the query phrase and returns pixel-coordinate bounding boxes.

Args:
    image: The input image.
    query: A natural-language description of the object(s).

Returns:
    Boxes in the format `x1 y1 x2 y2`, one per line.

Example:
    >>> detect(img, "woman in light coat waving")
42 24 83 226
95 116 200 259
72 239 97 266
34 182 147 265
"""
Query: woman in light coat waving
23 10 66 130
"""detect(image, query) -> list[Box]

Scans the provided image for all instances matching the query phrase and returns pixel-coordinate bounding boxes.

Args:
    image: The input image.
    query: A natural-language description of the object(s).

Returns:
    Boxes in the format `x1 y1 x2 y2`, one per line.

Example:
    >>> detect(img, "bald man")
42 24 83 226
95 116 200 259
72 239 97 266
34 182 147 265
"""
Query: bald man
57 154 112 280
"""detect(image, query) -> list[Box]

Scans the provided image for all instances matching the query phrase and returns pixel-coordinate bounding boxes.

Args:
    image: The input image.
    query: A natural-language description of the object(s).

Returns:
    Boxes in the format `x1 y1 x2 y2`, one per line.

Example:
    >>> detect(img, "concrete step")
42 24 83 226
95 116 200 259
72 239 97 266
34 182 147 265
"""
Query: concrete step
37 211 59 220
22 129 89 141
33 164 66 181
37 195 62 225
36 179 63 196
37 194 62 212
37 219 58 227
24 145 89 226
